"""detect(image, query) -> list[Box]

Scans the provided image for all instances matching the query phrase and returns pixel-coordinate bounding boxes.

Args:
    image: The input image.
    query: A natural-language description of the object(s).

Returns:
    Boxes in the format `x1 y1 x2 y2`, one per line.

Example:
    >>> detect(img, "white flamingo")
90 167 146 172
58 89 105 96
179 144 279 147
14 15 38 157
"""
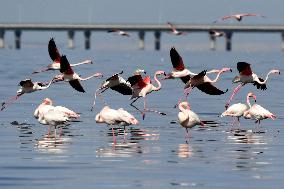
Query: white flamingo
167 22 187 35
214 13 266 23
178 101 204 141
243 92 276 124
95 105 139 143
225 61 280 109
32 38 92 74
108 29 130 37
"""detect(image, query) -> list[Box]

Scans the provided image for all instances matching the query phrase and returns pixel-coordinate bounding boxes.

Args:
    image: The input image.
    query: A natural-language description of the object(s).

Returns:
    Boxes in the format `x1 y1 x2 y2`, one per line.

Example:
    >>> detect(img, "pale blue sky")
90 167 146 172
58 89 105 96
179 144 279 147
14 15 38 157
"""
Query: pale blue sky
0 0 283 24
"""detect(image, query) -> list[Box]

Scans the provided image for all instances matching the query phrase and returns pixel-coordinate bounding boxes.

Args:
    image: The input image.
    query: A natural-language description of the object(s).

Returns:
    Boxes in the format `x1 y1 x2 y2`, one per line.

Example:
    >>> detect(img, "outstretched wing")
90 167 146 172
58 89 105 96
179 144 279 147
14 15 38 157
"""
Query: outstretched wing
253 77 267 90
69 79 85 92
237 62 252 76
197 83 228 95
19 79 34 87
170 47 185 71
48 38 61 63
60 55 74 74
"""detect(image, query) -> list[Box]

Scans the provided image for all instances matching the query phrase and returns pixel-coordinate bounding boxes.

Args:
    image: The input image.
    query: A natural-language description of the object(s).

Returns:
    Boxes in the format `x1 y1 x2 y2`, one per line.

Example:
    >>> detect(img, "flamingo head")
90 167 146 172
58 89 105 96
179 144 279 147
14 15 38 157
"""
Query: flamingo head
83 59 93 64
42 98 53 105
247 92 257 102
155 70 166 76
129 117 139 125
221 67 232 72
179 101 191 110
270 69 280 75
95 114 103 123
94 72 103 77
134 69 146 75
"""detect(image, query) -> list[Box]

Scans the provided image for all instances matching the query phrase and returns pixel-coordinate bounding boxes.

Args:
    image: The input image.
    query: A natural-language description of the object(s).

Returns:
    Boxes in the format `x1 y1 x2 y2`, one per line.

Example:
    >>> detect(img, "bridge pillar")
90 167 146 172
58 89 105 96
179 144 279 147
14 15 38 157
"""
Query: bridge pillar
84 30 91 49
68 30 75 49
0 30 4 48
154 31 161 51
15 30 22 49
138 30 145 50
225 32 233 51
209 34 216 50
281 33 284 51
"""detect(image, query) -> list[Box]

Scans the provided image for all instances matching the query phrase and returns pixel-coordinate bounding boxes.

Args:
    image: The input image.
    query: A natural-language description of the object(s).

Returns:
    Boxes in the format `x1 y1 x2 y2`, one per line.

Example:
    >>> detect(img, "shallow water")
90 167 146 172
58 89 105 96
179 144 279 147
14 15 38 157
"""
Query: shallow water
0 44 283 188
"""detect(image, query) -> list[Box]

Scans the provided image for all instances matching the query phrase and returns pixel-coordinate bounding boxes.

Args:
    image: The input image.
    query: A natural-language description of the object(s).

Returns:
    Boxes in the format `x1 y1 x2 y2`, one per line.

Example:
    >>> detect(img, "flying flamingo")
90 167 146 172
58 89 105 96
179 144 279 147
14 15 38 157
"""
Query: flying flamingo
178 101 204 142
95 105 139 144
225 61 280 109
213 13 266 23
32 38 92 74
164 47 231 96
1 78 55 111
243 92 276 125
108 29 130 37
53 55 103 93
209 30 226 37
221 93 257 127
167 22 187 35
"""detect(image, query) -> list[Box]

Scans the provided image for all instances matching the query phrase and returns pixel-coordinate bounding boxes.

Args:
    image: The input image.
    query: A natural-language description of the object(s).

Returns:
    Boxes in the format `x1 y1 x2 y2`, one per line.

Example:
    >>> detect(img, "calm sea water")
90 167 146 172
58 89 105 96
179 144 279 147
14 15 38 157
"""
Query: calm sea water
0 43 283 189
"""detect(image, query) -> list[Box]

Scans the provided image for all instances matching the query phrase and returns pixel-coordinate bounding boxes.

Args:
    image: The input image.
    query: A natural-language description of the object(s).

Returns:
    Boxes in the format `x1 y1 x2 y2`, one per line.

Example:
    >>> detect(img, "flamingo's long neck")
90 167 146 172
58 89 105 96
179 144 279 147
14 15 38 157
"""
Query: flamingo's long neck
246 95 252 108
39 78 55 90
210 69 228 83
70 60 91 67
78 72 102 81
256 70 280 84
152 72 162 91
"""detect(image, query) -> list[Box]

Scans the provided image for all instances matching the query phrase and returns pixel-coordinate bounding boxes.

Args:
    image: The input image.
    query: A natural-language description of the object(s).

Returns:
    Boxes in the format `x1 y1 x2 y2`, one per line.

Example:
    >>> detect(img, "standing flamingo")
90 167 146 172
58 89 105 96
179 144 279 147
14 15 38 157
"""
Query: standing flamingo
165 47 231 96
243 92 276 125
167 22 187 35
108 29 130 37
1 78 55 111
95 105 139 144
32 38 92 74
221 93 257 126
178 101 204 142
213 13 266 23
225 61 280 109
53 55 103 93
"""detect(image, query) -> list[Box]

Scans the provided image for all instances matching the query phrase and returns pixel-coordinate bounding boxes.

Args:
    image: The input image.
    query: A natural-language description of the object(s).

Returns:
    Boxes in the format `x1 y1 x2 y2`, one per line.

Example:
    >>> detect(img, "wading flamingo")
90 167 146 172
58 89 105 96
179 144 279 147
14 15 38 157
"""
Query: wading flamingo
32 38 92 74
95 105 139 144
178 101 204 142
214 13 266 23
53 55 103 93
1 78 55 111
225 61 280 109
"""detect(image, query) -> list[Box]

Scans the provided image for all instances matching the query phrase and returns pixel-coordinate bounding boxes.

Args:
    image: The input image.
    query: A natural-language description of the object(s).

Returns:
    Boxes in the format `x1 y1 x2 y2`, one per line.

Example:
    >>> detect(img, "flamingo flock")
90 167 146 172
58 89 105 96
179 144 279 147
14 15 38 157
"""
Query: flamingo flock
0 22 280 143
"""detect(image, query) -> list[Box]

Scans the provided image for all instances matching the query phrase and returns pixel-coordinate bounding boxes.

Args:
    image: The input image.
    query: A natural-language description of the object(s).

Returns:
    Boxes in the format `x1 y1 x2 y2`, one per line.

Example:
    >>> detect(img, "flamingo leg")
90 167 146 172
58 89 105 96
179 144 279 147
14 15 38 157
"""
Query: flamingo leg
111 126 117 144
130 97 145 119
185 128 190 143
143 97 166 117
1 94 22 111
123 126 126 143
225 83 244 109
32 67 51 74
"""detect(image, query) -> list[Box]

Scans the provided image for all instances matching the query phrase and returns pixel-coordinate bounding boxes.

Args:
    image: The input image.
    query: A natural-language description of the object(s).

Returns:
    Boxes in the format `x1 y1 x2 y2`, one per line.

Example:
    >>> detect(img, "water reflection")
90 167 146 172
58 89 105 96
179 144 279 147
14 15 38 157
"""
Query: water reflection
177 143 193 158
11 121 35 151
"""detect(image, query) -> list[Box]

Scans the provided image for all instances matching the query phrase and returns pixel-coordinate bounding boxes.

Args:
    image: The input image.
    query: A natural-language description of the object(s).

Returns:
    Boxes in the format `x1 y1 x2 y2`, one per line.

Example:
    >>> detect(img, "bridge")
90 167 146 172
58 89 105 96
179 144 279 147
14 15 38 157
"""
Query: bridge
1 23 284 51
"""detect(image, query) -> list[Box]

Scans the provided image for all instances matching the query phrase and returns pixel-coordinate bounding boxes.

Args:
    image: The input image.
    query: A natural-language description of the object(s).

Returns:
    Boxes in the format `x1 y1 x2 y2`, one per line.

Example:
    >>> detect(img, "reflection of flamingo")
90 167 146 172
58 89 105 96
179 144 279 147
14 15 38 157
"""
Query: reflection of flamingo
1 78 55 111
167 22 187 35
243 92 276 124
53 55 103 93
95 106 139 144
33 38 92 74
108 29 130 37
214 13 266 23
225 62 280 109
165 47 231 97
178 101 204 141
221 93 256 126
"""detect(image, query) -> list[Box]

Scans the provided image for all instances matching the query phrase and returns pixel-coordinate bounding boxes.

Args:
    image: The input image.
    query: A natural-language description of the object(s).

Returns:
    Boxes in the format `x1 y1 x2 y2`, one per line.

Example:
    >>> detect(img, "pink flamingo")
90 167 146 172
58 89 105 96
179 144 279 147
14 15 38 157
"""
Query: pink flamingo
221 93 257 126
243 92 276 125
178 101 204 141
225 62 280 109
214 13 266 23
209 30 225 37
32 38 92 74
165 47 231 96
53 55 103 93
167 22 187 35
1 78 55 111
108 29 130 37
95 105 139 144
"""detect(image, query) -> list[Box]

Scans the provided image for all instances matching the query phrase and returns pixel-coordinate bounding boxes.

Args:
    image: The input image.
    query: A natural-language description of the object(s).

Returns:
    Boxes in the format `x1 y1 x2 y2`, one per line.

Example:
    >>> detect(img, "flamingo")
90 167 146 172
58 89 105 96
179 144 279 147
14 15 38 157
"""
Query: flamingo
209 30 225 37
108 29 130 37
243 92 276 125
225 61 280 109
178 101 204 141
93 69 166 119
95 105 139 143
53 55 103 93
1 78 55 111
32 38 92 74
220 93 257 126
214 13 266 23
167 22 187 35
